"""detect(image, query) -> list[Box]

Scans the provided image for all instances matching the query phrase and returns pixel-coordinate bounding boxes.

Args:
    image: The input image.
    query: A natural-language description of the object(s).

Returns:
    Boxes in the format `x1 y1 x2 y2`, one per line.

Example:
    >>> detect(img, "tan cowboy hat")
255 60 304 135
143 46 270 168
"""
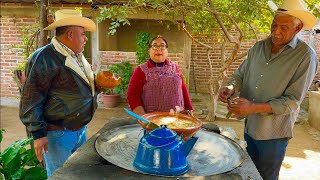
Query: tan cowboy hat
268 0 317 30
44 9 96 32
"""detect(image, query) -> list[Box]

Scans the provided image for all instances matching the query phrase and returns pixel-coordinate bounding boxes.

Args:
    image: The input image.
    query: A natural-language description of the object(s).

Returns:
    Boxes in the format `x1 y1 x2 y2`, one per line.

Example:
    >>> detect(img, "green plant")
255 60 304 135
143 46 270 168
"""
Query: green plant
14 61 28 72
136 32 156 65
12 25 39 72
108 62 133 97
0 129 47 180
101 88 116 95
97 5 132 35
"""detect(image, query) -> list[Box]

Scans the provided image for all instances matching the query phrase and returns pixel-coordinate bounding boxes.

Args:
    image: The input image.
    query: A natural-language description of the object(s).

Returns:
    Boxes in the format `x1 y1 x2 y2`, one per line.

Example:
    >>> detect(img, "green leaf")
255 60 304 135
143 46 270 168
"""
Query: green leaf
108 62 133 96
0 134 44 180
21 167 47 180
3 152 22 178
0 173 5 180
11 168 25 180
226 112 232 119
21 149 39 167
2 138 33 166
136 32 156 65
0 129 5 143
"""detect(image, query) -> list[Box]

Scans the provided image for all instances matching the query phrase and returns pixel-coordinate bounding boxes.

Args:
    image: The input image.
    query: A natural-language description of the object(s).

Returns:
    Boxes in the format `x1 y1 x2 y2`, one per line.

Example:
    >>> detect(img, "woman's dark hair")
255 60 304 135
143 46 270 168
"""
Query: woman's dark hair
149 35 168 48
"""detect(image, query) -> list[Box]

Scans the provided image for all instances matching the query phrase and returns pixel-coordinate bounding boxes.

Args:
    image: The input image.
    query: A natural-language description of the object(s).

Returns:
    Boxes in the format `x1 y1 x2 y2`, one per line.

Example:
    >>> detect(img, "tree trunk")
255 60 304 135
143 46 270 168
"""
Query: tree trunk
39 0 49 47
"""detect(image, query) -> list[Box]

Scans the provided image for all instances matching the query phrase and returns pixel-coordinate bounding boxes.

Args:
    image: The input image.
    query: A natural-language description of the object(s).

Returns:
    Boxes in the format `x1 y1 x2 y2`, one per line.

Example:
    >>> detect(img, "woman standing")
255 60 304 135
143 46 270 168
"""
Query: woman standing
127 35 193 115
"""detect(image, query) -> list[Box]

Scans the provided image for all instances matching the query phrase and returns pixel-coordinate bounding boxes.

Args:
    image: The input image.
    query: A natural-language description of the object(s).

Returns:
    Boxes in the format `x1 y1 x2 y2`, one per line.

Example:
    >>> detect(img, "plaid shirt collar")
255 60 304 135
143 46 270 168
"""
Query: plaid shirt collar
55 38 86 74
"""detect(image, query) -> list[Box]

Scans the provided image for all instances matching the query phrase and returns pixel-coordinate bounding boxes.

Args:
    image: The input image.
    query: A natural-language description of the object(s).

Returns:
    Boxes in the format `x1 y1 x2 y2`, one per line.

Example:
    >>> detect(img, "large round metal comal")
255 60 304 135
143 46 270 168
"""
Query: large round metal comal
95 124 245 177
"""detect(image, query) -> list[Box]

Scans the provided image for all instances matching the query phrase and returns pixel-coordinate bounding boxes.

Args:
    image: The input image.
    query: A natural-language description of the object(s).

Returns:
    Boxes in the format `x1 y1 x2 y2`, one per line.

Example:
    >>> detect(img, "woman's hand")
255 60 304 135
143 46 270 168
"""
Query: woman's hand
133 106 146 115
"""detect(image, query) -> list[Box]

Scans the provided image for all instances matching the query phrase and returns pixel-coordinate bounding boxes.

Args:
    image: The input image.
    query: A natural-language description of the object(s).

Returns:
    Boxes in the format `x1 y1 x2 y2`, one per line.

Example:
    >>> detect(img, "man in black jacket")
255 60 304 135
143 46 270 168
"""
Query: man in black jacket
20 9 97 177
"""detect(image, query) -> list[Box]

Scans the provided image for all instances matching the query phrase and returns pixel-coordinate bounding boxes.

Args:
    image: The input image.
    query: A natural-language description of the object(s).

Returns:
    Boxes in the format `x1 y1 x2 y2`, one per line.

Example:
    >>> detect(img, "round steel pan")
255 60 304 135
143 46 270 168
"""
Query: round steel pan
95 124 245 177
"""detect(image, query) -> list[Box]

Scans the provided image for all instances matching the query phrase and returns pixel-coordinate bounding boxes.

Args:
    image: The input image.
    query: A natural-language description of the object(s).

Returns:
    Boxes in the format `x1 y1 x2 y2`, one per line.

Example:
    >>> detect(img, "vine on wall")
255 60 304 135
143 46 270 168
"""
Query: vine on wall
136 32 155 65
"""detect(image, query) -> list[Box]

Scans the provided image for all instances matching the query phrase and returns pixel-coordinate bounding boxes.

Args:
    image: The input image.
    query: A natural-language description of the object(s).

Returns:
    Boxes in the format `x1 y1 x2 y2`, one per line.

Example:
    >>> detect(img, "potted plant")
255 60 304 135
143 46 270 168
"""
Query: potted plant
108 61 133 97
96 71 122 108
100 90 121 108
95 62 133 108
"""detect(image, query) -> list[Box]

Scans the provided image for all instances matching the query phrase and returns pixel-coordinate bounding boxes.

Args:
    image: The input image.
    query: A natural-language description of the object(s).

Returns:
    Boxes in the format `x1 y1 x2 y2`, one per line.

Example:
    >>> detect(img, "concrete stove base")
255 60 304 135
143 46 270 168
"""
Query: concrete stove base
49 118 262 180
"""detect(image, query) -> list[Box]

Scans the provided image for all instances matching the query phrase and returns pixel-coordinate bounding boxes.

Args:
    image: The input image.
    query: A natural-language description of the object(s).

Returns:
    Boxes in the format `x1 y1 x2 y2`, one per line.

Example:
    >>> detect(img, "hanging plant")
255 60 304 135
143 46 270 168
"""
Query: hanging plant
136 32 155 65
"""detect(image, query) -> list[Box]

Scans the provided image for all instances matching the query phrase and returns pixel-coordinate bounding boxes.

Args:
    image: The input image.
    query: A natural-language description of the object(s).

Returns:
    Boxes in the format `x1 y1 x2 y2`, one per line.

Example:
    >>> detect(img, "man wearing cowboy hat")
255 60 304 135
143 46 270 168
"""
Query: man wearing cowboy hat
219 0 318 179
19 9 98 177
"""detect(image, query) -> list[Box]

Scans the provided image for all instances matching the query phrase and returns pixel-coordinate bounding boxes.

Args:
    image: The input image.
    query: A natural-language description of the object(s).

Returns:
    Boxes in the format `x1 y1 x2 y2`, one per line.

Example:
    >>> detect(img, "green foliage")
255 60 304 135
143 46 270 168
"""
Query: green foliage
97 5 132 35
14 61 28 72
0 128 47 180
136 32 156 65
74 7 83 12
307 0 320 18
226 112 232 119
96 0 319 40
108 62 133 97
12 25 39 72
95 0 270 38
101 88 115 95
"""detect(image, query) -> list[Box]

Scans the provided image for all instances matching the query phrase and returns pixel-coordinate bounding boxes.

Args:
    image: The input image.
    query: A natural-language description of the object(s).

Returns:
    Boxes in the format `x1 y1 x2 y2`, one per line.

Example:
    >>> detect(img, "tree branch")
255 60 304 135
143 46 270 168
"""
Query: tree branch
207 49 213 80
206 0 237 43
235 52 248 60
182 23 213 50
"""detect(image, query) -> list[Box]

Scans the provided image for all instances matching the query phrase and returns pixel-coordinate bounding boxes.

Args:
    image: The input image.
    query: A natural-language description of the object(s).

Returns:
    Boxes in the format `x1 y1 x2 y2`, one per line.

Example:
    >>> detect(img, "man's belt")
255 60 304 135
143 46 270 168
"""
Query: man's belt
46 123 83 132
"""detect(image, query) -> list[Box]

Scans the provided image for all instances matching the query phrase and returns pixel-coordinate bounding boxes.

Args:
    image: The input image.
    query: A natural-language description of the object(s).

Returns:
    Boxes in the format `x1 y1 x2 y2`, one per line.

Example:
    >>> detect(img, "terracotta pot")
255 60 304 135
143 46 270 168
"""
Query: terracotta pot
100 94 120 108
138 112 203 140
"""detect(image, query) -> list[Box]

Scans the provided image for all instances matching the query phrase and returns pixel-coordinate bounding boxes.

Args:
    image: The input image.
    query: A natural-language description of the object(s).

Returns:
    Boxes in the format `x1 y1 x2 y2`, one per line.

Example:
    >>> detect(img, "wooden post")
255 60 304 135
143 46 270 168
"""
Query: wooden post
183 29 192 90
39 0 49 47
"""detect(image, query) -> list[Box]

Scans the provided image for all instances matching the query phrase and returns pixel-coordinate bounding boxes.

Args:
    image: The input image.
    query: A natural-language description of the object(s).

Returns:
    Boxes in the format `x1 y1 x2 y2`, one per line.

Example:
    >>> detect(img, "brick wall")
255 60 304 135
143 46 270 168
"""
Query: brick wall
189 36 259 93
98 51 183 71
0 15 38 98
189 32 320 94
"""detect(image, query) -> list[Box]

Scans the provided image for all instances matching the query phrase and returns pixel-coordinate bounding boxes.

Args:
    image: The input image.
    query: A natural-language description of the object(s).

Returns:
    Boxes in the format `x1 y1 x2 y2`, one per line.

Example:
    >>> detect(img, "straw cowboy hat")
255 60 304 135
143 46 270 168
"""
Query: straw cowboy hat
268 0 317 30
44 9 96 32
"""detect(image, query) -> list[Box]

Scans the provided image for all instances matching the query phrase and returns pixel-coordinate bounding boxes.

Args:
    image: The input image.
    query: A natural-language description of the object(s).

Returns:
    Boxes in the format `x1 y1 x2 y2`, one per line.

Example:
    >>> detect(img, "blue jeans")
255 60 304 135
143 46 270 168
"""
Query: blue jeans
244 133 289 180
43 126 87 177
